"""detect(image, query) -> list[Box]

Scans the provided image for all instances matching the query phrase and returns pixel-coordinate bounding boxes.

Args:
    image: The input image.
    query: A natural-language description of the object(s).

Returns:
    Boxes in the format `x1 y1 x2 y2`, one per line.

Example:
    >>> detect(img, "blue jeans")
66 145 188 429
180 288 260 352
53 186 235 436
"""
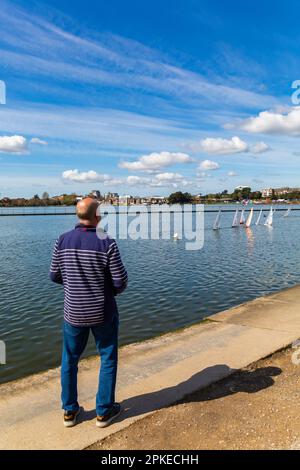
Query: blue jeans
61 315 119 416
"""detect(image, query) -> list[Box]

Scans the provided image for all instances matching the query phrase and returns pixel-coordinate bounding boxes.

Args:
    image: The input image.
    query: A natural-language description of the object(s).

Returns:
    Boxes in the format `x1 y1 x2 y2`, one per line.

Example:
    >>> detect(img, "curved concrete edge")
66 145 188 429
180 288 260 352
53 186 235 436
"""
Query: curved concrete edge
0 319 212 399
1 285 300 449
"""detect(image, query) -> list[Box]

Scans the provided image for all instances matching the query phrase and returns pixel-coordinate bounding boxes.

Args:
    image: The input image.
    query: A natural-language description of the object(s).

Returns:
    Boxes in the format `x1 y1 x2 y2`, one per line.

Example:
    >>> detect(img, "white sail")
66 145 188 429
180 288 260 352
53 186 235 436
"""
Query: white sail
255 208 263 225
283 208 291 218
213 209 221 230
232 209 239 227
264 207 273 226
245 208 254 228
240 208 245 225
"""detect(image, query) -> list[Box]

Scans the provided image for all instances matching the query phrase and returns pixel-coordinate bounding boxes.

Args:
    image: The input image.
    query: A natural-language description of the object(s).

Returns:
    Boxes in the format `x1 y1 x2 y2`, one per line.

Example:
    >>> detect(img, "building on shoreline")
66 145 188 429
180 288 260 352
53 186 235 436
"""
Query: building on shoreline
274 187 300 195
262 188 274 198
262 187 300 198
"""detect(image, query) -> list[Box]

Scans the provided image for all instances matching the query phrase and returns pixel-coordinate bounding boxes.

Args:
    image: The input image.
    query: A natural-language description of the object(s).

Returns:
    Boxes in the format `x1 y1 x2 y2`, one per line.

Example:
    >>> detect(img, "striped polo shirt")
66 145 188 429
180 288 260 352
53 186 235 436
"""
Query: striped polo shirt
49 223 128 326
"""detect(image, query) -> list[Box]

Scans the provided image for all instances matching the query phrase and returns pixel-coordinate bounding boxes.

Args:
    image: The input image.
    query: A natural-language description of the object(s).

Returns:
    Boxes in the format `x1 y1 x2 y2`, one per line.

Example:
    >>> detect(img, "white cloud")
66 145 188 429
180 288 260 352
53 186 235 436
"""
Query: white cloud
154 172 183 181
250 141 269 154
62 170 187 189
31 137 48 145
239 107 300 135
120 151 192 172
151 172 187 188
126 172 186 188
199 160 220 170
62 169 111 182
228 171 237 177
191 136 248 155
188 136 270 156
0 135 28 154
126 175 149 185
0 134 50 156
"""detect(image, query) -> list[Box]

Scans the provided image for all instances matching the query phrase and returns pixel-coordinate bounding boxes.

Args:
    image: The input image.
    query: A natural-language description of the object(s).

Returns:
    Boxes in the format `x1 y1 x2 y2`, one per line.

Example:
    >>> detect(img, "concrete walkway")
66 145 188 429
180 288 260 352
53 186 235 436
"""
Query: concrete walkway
1 285 300 450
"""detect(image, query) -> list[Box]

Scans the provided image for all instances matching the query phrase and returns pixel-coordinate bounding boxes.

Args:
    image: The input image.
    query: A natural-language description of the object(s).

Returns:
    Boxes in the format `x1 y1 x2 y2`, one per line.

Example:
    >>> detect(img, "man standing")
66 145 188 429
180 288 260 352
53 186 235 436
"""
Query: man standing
50 198 128 428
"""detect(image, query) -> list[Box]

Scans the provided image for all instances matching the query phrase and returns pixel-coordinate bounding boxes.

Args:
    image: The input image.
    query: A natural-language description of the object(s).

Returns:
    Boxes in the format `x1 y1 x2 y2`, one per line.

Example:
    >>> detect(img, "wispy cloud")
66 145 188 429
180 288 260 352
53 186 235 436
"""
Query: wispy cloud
0 0 278 113
0 105 199 152
31 137 48 145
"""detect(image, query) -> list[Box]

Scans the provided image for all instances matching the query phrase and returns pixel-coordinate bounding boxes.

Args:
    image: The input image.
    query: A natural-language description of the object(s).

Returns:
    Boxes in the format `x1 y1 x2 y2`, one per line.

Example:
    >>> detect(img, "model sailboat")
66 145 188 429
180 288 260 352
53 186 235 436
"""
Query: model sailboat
213 209 221 230
283 208 291 218
264 207 273 227
239 208 245 225
232 209 239 227
255 208 263 225
245 208 254 228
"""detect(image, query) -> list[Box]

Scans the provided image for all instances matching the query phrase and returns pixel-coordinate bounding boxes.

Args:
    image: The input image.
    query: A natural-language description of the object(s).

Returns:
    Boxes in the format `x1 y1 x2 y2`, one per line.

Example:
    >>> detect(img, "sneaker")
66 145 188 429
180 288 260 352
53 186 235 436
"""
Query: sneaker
63 408 80 428
96 403 122 428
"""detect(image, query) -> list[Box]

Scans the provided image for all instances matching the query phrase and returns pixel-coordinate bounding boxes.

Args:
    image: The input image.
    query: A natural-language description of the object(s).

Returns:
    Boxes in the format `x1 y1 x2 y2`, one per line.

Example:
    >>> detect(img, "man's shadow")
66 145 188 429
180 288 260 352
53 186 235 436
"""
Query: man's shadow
81 364 282 424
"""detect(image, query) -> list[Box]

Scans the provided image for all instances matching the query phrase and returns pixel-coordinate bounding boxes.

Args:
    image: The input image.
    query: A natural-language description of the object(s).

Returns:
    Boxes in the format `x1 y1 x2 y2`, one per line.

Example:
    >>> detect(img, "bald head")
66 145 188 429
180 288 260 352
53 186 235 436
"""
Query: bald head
76 197 100 225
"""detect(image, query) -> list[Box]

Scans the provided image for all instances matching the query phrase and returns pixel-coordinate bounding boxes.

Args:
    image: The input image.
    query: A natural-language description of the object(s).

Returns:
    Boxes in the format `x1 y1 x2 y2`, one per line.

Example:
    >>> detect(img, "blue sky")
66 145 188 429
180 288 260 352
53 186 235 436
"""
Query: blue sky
1 0 300 197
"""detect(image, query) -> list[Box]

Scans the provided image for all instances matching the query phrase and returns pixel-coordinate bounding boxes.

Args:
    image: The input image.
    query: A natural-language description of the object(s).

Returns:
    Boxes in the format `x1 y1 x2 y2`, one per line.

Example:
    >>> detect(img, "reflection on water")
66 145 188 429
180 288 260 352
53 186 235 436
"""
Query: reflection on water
0 205 299 383
265 224 274 243
245 228 254 254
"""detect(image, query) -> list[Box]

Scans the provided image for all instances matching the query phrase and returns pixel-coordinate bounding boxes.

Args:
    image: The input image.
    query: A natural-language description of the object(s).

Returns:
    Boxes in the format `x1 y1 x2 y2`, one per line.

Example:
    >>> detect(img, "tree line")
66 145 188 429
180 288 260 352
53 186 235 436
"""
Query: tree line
0 193 78 207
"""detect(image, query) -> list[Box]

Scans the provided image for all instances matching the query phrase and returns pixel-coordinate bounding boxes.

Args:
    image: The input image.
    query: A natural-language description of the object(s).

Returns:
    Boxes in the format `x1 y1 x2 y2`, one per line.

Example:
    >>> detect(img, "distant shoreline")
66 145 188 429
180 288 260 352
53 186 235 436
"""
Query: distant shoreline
0 203 298 216
0 201 299 209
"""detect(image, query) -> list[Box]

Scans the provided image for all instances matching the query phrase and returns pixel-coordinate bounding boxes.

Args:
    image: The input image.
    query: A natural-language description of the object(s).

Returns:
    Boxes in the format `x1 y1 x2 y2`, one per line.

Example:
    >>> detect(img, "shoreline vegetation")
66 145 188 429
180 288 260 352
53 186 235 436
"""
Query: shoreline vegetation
1 187 300 208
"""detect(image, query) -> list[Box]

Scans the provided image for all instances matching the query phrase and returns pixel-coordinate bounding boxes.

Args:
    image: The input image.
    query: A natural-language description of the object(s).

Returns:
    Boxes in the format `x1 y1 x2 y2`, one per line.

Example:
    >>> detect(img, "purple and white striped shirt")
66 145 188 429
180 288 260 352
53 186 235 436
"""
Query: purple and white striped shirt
49 224 128 326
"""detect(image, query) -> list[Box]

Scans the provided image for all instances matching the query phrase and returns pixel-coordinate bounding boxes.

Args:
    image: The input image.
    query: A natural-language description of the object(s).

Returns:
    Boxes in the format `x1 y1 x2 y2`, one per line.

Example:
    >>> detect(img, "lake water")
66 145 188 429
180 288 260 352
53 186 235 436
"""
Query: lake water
0 204 299 384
